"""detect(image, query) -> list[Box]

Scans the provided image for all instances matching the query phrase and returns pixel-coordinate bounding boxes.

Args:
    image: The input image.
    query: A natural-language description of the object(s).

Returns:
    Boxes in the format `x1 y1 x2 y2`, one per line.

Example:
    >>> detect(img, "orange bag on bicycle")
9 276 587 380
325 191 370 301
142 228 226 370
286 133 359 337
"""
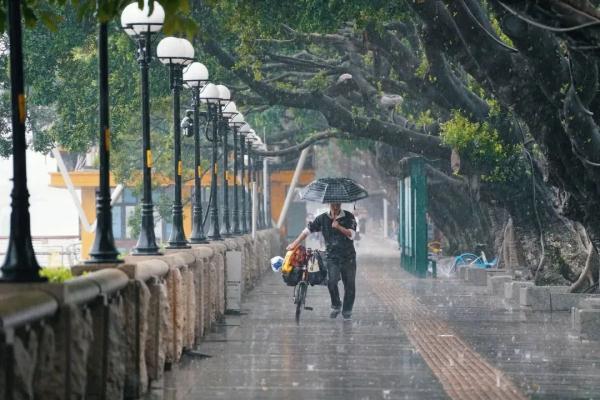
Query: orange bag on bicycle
281 246 307 274
281 250 295 274
292 246 307 266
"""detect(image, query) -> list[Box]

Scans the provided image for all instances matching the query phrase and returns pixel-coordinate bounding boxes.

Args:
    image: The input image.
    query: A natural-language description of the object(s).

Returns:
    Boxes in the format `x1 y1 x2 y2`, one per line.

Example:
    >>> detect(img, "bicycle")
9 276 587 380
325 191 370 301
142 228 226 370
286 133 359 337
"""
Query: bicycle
450 244 497 274
289 248 325 323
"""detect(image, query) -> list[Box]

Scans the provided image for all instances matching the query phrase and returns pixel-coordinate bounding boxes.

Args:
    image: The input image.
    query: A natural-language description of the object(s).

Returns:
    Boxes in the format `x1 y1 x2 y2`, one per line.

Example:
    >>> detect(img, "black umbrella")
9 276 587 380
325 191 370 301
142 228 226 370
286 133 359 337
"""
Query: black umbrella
299 177 369 203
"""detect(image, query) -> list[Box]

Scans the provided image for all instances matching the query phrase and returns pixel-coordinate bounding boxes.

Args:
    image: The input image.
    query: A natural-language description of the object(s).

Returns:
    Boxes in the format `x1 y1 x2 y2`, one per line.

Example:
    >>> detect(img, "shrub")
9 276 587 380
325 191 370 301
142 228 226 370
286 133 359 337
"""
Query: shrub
440 110 522 182
40 266 73 283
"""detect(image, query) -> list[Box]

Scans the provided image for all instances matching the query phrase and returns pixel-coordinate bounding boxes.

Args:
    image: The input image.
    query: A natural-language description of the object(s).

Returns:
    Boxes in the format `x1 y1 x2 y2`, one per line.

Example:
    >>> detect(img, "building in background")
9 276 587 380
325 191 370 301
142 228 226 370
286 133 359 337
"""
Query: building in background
0 150 80 267
49 151 315 260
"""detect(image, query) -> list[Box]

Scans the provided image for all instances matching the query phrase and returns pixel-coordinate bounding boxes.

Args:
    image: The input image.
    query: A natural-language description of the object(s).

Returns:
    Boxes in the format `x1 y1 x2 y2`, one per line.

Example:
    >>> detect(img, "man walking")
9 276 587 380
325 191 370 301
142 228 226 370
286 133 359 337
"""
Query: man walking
287 203 357 320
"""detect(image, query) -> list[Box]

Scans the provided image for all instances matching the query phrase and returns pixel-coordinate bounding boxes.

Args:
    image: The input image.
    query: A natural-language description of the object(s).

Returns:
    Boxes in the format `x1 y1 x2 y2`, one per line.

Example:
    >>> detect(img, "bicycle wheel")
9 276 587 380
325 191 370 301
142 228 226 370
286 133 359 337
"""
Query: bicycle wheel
295 282 307 323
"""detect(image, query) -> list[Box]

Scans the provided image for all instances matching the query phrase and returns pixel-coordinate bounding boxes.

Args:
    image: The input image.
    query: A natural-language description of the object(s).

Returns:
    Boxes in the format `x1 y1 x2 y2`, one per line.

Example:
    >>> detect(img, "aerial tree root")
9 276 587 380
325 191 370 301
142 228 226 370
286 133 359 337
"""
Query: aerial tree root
569 223 600 293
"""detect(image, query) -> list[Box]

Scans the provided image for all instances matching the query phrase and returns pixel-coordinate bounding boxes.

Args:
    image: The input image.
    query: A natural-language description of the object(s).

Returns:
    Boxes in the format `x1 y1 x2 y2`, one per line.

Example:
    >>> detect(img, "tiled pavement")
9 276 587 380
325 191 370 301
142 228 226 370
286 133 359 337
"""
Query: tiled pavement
145 239 600 400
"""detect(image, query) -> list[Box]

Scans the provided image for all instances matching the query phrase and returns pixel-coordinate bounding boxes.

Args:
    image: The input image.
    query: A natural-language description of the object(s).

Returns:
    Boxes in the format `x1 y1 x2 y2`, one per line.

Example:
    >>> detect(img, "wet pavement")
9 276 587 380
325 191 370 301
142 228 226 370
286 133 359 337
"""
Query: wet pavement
145 238 600 400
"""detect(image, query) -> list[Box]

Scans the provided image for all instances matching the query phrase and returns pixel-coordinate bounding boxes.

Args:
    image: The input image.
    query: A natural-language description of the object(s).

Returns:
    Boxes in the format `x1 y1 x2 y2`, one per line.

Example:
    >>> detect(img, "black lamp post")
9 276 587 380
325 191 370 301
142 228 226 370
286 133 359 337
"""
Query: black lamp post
265 159 273 228
238 128 249 234
0 0 44 281
244 130 260 232
247 144 254 231
227 110 244 235
121 1 164 256
216 85 233 237
249 137 265 230
182 62 209 244
256 155 265 230
200 83 223 241
157 37 194 249
87 19 121 264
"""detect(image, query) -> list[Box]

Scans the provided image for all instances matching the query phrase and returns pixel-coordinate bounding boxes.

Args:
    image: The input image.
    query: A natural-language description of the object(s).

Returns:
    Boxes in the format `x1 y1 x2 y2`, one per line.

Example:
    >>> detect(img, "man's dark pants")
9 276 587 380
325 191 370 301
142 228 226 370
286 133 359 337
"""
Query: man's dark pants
326 255 357 314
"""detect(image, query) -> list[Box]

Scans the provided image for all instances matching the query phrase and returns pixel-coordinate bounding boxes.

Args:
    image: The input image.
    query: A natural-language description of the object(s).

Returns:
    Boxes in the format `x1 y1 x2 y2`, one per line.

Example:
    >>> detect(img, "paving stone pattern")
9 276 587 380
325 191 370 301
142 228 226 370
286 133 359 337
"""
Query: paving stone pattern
145 244 600 400
364 268 526 400
397 271 600 399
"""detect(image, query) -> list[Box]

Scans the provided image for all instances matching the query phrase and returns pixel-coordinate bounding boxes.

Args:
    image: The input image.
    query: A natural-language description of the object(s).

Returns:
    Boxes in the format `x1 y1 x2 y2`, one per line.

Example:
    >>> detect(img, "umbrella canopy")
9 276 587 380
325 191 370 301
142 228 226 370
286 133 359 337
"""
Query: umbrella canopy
300 177 369 203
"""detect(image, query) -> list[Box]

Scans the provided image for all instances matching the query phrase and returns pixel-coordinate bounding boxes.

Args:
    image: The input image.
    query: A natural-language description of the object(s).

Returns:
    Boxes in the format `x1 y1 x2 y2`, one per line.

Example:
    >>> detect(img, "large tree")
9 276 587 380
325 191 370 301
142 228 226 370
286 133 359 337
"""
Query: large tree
187 0 600 289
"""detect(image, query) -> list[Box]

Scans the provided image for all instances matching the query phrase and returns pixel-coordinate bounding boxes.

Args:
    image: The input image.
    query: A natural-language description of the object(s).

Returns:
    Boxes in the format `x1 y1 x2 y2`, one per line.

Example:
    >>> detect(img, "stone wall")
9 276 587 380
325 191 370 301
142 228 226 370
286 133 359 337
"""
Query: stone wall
0 229 283 400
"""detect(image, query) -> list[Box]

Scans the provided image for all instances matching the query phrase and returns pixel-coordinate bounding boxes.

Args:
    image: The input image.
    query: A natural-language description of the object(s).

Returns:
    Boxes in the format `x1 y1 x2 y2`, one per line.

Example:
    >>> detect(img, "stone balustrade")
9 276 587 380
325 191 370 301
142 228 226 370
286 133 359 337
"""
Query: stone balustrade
0 229 283 400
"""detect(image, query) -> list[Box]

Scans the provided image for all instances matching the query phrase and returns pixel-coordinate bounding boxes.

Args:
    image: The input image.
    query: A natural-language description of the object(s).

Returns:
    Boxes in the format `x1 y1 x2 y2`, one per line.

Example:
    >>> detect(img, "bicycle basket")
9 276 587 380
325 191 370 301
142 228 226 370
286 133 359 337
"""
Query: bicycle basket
308 251 328 286
282 267 302 286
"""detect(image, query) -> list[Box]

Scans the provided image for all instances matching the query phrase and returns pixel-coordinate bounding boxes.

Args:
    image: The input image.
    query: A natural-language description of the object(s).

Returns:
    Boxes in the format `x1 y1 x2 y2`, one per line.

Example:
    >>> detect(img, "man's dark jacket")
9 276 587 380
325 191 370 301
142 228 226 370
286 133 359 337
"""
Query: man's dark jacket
307 210 357 259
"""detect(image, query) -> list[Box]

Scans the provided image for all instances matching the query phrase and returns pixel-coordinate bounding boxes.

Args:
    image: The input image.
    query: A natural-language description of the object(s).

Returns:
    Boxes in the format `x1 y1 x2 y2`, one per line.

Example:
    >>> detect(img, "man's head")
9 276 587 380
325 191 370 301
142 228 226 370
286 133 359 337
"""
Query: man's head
329 202 341 216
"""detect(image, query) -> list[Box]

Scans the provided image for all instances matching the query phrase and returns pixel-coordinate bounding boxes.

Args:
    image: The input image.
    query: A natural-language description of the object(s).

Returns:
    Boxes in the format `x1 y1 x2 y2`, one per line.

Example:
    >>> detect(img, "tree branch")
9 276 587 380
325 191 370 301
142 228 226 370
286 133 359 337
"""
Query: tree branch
252 130 347 156
200 36 450 161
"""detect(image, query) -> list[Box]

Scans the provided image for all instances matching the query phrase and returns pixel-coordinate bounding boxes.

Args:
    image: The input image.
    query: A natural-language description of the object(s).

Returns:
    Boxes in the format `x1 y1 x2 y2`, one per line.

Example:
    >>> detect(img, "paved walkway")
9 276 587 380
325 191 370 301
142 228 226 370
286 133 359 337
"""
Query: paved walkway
145 237 600 400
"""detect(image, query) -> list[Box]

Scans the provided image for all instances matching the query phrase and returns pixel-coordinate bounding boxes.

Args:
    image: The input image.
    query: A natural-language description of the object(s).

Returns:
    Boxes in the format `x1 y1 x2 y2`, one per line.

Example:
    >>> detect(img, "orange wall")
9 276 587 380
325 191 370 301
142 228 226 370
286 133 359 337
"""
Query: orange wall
269 169 315 227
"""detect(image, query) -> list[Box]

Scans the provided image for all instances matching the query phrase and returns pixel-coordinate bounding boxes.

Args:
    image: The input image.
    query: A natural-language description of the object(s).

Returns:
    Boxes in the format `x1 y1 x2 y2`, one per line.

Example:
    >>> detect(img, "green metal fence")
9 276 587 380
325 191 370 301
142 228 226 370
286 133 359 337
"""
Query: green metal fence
398 157 428 277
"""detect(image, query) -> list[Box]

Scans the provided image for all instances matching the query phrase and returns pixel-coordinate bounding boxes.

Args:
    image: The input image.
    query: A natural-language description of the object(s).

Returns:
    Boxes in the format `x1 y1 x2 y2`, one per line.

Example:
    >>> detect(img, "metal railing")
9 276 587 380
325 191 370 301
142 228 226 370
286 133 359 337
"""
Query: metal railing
0 236 81 267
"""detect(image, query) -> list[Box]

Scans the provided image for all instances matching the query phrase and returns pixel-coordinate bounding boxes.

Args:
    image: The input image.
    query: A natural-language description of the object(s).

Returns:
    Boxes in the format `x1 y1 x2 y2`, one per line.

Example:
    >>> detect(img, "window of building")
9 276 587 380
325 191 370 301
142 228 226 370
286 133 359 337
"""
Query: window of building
112 188 138 240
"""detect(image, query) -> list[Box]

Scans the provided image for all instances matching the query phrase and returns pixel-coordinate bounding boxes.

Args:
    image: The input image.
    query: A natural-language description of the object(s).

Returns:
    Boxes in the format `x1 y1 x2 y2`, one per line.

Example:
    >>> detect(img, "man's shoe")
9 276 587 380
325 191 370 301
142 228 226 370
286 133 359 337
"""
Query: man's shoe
330 307 341 318
342 312 352 321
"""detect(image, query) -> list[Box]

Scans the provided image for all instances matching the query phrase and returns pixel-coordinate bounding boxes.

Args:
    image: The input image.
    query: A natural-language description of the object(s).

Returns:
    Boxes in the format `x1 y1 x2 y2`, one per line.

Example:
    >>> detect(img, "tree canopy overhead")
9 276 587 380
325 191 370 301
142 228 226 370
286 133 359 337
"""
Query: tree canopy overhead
0 0 195 31
3 0 600 289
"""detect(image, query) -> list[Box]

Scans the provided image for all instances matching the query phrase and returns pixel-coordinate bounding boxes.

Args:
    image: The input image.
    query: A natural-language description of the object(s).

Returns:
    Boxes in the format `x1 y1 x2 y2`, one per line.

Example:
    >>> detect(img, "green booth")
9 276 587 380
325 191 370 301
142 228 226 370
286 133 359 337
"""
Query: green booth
397 157 430 278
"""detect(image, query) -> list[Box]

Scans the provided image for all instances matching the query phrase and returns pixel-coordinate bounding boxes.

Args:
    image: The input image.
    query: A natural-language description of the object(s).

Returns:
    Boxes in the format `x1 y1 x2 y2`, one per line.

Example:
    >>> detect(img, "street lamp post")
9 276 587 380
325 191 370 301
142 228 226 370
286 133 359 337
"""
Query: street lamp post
182 62 209 244
0 0 44 281
227 110 245 235
259 143 272 229
87 19 121 264
250 137 265 230
217 85 232 237
157 37 194 249
265 157 273 228
200 83 223 241
121 1 164 255
257 144 269 229
237 123 250 234
256 153 264 230
245 130 260 232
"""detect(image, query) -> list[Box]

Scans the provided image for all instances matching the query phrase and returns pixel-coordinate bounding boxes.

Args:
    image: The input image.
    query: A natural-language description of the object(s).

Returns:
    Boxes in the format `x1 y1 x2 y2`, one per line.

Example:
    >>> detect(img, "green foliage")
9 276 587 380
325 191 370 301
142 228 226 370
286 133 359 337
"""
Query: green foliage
415 110 435 127
336 137 372 156
275 81 295 91
0 88 11 158
486 97 502 116
350 106 367 119
244 106 328 144
209 0 408 36
127 203 142 240
440 110 521 182
305 70 329 91
415 53 429 79
489 15 514 48
0 0 197 34
40 266 73 282
362 51 374 68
